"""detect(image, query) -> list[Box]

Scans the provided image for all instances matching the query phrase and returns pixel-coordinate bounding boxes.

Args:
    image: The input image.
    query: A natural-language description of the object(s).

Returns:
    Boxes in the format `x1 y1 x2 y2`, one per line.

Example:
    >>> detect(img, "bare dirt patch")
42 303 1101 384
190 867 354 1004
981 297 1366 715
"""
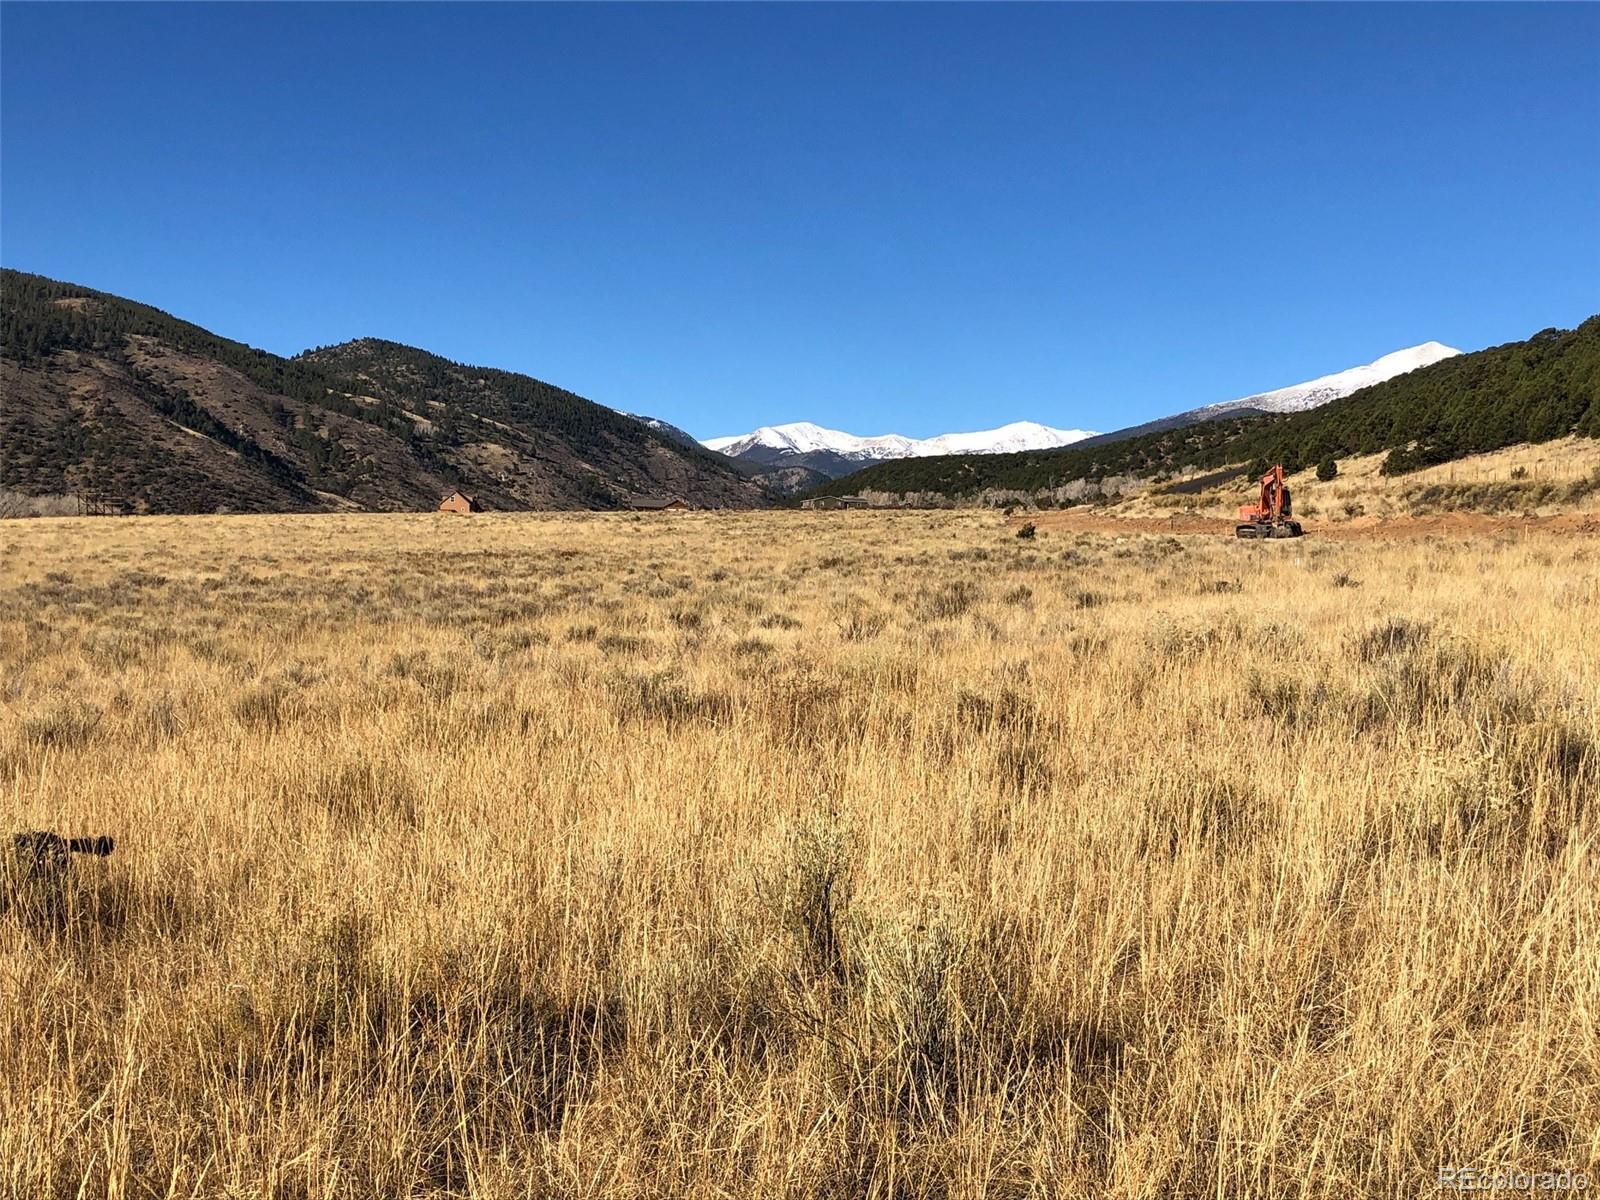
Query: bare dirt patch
1016 509 1600 541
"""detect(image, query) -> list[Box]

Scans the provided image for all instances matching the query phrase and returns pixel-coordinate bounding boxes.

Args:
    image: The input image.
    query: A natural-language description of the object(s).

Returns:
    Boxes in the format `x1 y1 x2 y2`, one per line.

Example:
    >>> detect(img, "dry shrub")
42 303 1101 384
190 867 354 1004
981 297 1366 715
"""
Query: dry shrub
1353 615 1435 662
1245 670 1334 725
385 651 470 699
669 605 706 631
858 911 1120 1131
1140 774 1272 859
838 606 888 642
768 811 856 986
1353 631 1534 730
608 669 732 727
1144 614 1226 661
20 703 103 750
232 680 296 729
917 580 982 621
596 632 650 656
951 687 1053 795
311 757 419 829
132 693 183 747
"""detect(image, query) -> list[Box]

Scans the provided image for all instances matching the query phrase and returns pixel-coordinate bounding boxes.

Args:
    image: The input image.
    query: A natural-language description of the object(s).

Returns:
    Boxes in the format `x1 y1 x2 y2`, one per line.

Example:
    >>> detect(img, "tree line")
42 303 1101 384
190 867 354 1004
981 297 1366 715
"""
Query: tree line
807 317 1600 500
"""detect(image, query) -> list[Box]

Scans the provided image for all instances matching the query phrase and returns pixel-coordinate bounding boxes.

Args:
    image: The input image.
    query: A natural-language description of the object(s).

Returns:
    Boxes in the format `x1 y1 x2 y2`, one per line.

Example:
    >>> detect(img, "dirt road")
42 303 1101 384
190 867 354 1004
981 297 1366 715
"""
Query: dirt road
1014 509 1600 540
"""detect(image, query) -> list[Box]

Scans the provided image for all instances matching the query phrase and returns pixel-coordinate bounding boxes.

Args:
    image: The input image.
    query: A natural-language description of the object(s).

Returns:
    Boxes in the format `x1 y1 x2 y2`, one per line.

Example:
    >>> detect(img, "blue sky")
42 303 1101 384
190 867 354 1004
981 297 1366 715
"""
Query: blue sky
3 3 1596 439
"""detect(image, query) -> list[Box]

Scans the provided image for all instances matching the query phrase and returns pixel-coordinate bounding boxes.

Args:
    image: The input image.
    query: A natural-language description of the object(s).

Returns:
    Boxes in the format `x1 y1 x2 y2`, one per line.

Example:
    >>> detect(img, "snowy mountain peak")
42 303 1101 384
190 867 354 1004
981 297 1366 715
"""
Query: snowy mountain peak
702 420 1096 463
1201 342 1462 418
1369 342 1459 371
703 422 913 457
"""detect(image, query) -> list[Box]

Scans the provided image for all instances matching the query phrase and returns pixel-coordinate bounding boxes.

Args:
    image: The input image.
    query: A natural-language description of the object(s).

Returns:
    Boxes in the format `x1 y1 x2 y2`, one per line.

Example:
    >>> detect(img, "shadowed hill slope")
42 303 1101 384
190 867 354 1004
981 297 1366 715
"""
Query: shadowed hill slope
1 269 765 513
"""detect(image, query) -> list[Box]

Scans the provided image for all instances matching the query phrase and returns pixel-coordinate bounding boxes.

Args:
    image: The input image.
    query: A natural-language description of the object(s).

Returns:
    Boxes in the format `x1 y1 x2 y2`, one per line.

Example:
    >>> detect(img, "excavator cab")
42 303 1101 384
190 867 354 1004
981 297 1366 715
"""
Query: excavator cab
1235 464 1304 539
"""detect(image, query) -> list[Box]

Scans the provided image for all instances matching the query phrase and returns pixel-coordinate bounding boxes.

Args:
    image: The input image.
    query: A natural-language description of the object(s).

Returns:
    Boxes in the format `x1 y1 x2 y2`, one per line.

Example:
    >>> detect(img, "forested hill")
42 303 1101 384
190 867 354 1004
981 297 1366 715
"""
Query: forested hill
1 269 766 514
807 317 1600 500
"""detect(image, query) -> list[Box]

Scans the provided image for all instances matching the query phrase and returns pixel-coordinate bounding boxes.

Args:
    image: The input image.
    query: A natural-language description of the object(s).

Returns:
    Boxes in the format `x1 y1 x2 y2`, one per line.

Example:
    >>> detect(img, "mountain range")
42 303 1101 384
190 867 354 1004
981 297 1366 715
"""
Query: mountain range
806 318 1599 502
4 268 1594 517
709 343 1461 480
702 420 1097 480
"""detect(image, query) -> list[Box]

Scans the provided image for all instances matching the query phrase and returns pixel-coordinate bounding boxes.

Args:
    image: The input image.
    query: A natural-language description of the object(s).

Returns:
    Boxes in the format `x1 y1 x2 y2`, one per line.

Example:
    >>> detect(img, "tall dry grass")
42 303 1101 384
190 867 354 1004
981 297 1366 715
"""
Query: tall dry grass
1 510 1596 1198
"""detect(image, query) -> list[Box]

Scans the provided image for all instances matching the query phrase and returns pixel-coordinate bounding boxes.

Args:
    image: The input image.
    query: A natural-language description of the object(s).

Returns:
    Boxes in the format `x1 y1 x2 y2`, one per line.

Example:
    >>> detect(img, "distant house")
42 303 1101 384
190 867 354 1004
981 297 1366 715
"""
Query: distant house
437 490 482 514
627 496 691 512
803 496 871 510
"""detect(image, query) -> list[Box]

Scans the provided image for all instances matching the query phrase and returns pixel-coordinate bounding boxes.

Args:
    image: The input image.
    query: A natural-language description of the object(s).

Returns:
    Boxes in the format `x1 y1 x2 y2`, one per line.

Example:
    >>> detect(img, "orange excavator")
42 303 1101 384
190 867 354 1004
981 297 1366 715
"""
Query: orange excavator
1235 464 1303 539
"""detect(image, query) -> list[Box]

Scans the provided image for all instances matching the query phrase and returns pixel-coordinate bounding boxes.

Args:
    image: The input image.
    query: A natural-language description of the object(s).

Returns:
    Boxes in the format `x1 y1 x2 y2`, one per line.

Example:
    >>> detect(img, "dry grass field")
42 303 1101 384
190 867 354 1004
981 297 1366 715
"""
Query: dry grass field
2 510 1597 1199
1116 436 1600 525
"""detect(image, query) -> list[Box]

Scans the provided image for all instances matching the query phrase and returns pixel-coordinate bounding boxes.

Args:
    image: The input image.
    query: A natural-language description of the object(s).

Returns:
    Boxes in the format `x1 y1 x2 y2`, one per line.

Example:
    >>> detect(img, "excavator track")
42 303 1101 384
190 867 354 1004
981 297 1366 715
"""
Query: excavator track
1235 520 1303 539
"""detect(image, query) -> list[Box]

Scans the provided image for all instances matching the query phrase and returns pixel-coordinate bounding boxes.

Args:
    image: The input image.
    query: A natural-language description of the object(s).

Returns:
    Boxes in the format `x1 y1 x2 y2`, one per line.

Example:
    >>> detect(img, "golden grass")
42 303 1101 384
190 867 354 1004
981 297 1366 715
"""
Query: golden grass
2 510 1597 1198
1118 436 1600 522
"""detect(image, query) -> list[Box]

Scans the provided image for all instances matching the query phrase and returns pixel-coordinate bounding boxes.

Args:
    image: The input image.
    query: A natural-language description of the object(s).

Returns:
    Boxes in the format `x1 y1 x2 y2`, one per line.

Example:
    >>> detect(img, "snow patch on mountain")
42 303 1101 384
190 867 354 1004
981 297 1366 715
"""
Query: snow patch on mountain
618 411 704 451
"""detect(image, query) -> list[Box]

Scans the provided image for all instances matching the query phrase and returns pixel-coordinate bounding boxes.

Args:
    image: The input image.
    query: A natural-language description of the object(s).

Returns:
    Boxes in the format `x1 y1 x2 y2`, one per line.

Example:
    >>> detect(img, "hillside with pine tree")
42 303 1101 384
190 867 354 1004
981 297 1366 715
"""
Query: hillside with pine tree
1 269 764 514
806 317 1600 502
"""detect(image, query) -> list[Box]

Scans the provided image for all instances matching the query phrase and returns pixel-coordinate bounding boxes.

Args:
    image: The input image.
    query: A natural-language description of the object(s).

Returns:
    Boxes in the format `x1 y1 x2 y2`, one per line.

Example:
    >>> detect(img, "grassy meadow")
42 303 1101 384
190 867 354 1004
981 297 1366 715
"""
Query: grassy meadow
1 510 1597 1198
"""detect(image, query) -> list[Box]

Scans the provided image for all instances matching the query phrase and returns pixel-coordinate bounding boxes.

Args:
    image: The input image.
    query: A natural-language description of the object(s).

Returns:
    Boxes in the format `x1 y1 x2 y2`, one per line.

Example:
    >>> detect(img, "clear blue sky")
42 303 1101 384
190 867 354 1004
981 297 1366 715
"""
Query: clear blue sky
3 3 1596 438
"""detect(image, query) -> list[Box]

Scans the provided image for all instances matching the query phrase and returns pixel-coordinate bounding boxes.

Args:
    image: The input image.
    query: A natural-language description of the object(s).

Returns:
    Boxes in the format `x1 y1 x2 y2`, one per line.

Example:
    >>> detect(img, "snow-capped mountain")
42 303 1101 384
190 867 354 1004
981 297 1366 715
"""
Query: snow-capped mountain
703 420 1097 479
1078 342 1462 448
690 342 1459 484
1186 342 1461 420
703 422 917 460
